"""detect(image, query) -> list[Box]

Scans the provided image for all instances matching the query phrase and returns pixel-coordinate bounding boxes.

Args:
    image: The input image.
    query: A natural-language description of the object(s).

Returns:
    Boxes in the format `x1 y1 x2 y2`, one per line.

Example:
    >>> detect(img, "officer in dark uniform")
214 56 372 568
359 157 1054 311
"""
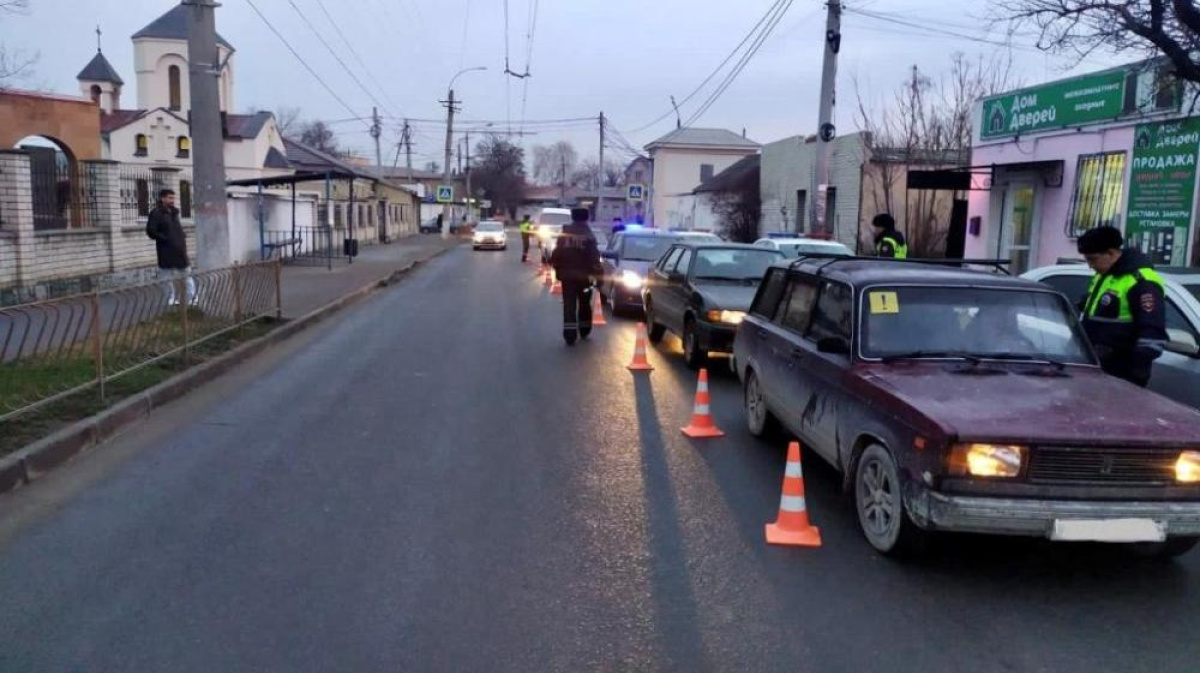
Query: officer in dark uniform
871 213 908 259
1077 225 1168 387
550 208 603 346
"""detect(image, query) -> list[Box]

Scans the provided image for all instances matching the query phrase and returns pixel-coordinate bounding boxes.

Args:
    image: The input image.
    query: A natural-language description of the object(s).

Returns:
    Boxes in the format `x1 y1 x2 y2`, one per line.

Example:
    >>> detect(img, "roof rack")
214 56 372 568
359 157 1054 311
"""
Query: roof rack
787 254 1013 276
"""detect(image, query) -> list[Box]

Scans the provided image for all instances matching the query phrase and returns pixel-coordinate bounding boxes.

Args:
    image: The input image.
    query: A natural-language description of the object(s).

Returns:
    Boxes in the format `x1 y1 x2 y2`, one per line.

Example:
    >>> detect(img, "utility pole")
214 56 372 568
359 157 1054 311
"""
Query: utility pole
184 0 229 269
440 89 458 239
403 119 412 176
560 152 567 206
596 111 605 224
370 106 383 169
810 0 841 239
464 132 472 224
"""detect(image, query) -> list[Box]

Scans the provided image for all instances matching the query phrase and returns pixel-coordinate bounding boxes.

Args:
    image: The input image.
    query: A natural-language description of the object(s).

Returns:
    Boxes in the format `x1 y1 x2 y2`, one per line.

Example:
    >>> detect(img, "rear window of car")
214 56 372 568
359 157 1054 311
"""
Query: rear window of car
477 222 503 232
623 236 680 261
751 268 789 318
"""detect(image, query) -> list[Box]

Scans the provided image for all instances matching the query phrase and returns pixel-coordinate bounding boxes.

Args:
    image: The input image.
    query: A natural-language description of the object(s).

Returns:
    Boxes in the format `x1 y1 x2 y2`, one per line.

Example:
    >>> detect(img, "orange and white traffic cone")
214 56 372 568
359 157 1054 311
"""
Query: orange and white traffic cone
627 323 654 372
550 274 563 295
765 442 822 547
681 368 725 438
543 267 553 288
591 289 608 326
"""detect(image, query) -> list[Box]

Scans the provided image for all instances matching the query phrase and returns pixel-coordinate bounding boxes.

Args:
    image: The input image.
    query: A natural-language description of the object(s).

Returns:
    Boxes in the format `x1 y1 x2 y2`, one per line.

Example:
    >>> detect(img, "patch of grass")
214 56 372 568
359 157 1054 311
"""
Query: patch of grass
0 318 278 457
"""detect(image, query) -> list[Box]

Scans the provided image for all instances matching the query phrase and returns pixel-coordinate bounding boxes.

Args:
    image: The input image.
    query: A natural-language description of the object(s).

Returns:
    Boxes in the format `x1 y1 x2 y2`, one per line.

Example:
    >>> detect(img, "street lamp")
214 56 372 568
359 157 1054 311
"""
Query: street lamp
442 66 488 239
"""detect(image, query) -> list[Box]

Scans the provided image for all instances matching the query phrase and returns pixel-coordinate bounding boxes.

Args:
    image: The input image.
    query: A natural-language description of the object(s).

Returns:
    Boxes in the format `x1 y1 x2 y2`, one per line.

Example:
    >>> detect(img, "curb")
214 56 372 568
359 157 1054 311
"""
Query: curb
0 243 457 497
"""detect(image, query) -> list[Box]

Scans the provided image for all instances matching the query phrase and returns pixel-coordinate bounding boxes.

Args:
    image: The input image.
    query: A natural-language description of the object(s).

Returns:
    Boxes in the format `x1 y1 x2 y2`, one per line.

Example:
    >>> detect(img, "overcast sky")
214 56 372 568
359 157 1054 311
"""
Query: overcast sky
2 0 1126 166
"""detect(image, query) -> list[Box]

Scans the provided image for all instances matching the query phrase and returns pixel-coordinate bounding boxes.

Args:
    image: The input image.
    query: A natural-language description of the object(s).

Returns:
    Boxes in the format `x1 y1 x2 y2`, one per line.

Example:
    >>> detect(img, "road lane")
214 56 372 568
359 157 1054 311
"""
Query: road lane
1 242 1198 672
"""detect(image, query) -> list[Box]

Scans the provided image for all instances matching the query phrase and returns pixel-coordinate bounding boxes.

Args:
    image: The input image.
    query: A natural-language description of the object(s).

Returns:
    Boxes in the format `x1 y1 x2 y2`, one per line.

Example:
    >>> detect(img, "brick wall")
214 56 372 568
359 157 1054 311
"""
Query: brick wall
759 133 868 250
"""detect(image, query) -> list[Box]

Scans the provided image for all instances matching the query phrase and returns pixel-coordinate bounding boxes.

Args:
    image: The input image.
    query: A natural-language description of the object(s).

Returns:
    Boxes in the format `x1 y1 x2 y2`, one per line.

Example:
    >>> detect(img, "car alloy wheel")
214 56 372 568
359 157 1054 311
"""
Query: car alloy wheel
855 445 906 553
645 302 666 344
683 320 707 370
745 371 770 437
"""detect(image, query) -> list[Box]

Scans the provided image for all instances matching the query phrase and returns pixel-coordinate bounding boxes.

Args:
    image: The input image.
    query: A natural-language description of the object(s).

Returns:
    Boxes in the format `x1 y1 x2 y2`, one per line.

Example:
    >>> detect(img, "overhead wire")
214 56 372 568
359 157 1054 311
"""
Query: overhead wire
683 0 796 128
244 0 367 124
518 0 541 138
313 0 406 117
285 0 400 120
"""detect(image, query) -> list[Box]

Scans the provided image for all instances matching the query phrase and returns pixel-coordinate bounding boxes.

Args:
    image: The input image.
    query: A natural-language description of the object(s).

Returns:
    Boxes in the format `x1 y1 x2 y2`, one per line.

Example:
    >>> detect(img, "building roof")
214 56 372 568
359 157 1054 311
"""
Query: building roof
694 155 760 194
133 4 234 50
77 51 124 85
870 147 969 166
98 107 189 134
263 146 291 170
225 111 272 140
367 166 446 181
645 127 760 151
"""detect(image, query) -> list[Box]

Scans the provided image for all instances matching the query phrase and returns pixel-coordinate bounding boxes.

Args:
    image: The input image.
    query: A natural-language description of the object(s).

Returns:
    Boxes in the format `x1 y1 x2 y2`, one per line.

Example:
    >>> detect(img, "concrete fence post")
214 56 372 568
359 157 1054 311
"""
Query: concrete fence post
0 150 35 290
82 160 122 272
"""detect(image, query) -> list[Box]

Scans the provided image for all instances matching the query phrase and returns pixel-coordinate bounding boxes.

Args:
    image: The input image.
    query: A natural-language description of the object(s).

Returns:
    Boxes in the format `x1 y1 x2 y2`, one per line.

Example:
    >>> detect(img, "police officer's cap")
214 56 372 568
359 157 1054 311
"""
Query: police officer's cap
570 207 590 222
1078 225 1123 254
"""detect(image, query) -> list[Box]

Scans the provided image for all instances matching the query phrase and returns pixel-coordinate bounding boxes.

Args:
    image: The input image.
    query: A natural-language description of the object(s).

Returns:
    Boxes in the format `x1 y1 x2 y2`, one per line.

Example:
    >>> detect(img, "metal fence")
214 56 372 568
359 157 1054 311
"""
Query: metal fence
0 260 281 424
29 150 100 231
263 226 336 266
119 167 163 227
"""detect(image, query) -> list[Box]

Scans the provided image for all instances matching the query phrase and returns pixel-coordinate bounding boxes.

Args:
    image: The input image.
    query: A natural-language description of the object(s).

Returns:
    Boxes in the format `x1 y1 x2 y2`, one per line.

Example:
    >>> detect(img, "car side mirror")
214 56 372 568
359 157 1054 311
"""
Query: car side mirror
1166 328 1200 357
816 336 851 355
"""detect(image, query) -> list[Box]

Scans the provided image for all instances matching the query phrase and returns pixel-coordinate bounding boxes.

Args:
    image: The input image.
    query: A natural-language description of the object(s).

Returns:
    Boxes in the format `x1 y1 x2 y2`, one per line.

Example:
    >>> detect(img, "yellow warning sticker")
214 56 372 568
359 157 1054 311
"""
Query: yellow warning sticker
869 291 900 314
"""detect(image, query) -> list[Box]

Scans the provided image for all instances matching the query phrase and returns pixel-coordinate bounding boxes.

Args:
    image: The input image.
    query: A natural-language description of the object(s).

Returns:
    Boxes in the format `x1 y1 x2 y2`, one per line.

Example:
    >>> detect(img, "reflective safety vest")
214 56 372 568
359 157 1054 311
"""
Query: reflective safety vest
878 234 908 259
1084 267 1165 322
519 220 533 233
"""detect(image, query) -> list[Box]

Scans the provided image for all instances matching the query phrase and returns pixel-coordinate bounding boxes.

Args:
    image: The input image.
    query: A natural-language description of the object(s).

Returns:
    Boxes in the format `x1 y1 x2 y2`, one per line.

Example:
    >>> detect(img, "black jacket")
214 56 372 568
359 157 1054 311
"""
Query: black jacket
550 222 602 283
1080 247 1167 385
146 205 189 269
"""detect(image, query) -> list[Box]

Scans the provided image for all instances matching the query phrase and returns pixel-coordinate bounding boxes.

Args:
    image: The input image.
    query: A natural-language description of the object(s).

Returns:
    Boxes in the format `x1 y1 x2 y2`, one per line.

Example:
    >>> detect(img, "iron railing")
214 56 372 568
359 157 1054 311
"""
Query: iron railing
0 260 281 424
29 152 99 231
119 167 163 227
262 226 338 266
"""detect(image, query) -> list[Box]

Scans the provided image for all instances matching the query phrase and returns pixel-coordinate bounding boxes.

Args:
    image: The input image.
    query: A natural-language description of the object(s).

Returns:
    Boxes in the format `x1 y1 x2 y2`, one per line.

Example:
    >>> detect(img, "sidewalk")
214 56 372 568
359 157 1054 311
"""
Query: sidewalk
280 236 460 319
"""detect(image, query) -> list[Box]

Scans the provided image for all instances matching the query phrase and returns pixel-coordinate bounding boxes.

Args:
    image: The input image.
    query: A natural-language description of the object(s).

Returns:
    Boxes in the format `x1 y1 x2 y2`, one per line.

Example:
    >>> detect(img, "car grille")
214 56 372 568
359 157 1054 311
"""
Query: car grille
1027 446 1179 486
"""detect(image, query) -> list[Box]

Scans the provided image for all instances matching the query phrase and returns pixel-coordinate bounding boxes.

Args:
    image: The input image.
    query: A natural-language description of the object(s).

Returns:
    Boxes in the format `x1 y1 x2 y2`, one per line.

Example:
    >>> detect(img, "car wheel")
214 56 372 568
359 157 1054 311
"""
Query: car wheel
645 301 666 344
744 370 779 438
1131 536 1200 560
683 318 708 370
855 444 927 556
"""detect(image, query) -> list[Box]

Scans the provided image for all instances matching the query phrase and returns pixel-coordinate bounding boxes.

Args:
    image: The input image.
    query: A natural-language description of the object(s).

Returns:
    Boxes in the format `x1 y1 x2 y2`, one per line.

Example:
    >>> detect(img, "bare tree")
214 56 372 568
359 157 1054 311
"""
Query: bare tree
0 0 34 88
532 141 578 187
709 182 762 243
297 120 340 156
274 106 302 135
856 53 1019 256
997 0 1200 83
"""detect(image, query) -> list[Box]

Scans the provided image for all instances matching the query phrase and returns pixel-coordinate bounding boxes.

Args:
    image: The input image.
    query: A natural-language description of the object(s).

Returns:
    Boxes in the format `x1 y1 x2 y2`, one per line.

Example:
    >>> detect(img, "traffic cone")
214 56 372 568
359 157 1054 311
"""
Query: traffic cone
543 267 553 288
765 442 822 547
591 289 607 326
551 275 563 295
681 368 725 438
627 323 654 372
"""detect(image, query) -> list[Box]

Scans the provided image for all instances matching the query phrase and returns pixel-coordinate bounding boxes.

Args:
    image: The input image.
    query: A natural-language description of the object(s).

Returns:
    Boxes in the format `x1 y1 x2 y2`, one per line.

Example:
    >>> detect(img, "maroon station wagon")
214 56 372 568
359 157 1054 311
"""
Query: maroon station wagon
733 258 1200 557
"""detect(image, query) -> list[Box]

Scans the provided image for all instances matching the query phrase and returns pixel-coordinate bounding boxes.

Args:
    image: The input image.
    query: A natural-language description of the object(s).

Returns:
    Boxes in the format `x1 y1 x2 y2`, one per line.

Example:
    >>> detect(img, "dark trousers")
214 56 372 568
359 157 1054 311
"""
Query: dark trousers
521 233 531 259
561 280 594 342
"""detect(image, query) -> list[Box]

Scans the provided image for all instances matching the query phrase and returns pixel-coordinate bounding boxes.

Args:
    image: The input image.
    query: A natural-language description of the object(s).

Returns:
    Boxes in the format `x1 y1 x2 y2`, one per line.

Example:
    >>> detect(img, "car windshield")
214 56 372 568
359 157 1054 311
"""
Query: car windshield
477 222 503 232
622 236 679 261
780 242 852 257
692 249 782 281
861 286 1094 364
538 212 572 226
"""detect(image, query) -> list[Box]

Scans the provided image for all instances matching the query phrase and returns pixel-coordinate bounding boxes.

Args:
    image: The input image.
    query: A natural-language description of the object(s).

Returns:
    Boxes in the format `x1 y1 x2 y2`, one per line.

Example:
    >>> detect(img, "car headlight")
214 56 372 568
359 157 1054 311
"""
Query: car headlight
621 270 644 289
706 309 746 325
1176 451 1200 483
949 443 1025 478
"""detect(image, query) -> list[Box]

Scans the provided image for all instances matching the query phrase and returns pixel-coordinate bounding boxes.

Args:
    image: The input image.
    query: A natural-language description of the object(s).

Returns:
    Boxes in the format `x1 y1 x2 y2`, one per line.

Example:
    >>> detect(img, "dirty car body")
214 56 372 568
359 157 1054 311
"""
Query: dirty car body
734 258 1200 556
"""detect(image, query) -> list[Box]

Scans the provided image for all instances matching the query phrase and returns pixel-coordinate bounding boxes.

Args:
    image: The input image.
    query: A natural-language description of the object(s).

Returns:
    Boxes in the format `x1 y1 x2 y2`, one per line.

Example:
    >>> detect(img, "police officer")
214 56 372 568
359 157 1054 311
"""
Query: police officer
519 214 534 262
872 213 908 259
1077 225 1168 387
550 208 603 346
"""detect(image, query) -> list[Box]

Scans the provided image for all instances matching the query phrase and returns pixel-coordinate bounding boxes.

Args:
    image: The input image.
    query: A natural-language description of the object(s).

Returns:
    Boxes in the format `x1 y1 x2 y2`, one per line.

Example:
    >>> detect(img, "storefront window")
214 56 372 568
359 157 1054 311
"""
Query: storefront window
1066 152 1126 237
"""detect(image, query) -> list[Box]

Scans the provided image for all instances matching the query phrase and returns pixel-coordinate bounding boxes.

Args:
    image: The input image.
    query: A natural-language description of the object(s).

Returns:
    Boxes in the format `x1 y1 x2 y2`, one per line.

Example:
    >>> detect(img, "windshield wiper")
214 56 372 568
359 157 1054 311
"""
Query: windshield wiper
972 352 1068 370
880 351 982 364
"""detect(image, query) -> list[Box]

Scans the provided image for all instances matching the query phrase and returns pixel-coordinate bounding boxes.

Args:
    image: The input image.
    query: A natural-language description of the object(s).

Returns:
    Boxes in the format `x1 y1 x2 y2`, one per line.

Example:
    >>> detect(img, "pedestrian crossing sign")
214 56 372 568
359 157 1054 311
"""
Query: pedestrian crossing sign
437 185 454 203
627 184 645 201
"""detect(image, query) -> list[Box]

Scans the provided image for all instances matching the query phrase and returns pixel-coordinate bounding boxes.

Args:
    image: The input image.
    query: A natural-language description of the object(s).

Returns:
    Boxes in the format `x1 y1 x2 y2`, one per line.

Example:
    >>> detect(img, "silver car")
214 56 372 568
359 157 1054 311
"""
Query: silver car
1022 264 1200 408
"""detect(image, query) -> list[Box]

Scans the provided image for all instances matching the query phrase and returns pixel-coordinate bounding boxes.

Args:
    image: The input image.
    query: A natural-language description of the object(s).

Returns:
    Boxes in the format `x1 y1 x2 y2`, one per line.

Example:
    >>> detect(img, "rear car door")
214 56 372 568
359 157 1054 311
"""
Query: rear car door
660 248 694 332
739 268 790 406
647 246 683 324
769 275 821 441
798 280 854 463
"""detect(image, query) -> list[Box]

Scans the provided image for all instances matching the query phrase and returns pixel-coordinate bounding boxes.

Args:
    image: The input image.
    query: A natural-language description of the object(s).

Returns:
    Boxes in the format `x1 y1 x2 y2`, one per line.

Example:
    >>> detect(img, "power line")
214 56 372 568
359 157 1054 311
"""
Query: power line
244 0 366 124
518 0 541 137
683 0 796 128
458 0 475 71
625 0 789 135
313 0 406 118
286 0 399 120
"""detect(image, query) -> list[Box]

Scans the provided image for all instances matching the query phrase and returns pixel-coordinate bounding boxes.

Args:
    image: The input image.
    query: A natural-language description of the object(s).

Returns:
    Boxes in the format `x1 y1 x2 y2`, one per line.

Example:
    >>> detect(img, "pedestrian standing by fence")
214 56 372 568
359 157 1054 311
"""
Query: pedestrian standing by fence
145 188 195 306
550 208 603 346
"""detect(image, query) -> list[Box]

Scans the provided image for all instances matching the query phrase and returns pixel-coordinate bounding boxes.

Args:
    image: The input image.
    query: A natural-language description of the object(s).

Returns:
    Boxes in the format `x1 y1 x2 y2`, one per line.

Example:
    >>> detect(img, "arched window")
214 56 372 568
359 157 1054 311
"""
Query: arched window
89 85 102 105
135 133 149 157
176 136 191 159
168 65 181 110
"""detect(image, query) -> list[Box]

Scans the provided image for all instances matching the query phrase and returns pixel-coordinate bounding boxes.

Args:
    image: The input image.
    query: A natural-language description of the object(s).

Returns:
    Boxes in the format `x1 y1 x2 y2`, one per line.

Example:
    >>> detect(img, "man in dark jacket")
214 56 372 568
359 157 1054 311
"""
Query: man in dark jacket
1077 225 1168 387
145 189 194 305
550 208 603 345
871 213 908 259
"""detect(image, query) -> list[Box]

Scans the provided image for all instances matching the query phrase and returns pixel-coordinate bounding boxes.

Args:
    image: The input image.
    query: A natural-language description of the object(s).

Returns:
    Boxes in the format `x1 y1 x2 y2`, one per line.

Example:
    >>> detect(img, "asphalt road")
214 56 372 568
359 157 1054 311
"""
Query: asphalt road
2 244 1199 672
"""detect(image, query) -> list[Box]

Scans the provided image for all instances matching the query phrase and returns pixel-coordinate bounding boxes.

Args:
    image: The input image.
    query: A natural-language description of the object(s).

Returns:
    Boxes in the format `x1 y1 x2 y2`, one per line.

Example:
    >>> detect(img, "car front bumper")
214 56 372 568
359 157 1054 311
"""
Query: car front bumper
473 239 506 248
697 320 737 353
611 283 645 310
909 490 1200 539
